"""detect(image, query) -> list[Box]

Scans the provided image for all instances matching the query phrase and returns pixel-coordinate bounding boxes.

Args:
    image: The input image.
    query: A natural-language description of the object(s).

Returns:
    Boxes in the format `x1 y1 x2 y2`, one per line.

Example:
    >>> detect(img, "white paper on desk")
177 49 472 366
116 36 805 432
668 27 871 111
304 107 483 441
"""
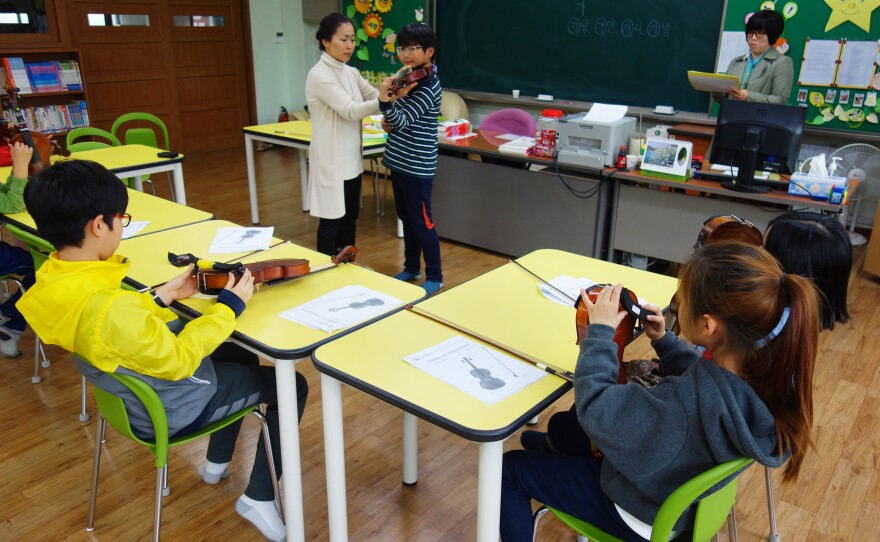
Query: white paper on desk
584 103 627 123
496 133 523 141
278 284 403 333
121 221 149 239
440 132 479 141
403 335 547 405
208 227 273 253
538 275 655 308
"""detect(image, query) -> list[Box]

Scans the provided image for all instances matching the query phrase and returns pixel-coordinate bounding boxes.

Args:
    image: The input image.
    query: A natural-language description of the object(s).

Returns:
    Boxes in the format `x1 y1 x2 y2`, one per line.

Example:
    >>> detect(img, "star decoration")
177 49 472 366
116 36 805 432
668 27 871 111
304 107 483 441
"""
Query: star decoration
824 0 880 32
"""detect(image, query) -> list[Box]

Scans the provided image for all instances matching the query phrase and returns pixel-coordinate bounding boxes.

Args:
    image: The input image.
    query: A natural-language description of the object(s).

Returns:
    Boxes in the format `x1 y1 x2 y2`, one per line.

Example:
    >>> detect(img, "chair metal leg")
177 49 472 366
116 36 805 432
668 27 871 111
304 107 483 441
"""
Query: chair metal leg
162 464 170 497
32 342 41 383
532 505 550 541
143 178 157 197
87 416 106 531
39 338 50 367
727 505 739 542
153 465 166 542
251 409 284 521
166 172 175 202
765 466 780 542
80 375 90 422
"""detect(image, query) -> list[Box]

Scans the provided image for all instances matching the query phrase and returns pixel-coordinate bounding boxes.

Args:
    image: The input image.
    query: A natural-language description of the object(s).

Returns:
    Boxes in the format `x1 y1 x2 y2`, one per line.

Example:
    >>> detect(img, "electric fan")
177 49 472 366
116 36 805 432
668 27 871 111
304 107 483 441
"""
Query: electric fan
827 143 880 246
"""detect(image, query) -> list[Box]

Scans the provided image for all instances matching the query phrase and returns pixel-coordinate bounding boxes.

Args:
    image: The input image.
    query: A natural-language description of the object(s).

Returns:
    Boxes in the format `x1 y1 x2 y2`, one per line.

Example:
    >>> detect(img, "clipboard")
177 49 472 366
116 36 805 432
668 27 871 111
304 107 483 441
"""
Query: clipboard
687 70 740 93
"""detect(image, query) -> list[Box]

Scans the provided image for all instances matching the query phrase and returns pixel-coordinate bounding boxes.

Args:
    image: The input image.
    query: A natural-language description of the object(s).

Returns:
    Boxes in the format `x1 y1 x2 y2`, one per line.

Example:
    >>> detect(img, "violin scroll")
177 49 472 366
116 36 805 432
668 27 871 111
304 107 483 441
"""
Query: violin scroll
332 245 358 265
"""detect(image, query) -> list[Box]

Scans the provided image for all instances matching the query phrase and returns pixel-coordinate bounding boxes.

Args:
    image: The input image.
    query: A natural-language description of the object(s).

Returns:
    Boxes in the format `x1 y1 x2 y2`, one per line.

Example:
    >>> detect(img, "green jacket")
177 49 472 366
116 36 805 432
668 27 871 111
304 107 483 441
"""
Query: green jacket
715 48 794 105
1 173 27 214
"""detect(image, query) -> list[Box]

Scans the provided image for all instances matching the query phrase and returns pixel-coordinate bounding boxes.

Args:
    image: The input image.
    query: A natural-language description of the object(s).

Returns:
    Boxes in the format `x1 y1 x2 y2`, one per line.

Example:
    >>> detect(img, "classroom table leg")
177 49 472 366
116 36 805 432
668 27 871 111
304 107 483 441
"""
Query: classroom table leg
131 175 144 193
299 149 309 212
245 135 261 224
476 440 504 542
171 163 187 206
321 374 348 542
275 357 306 542
402 412 418 485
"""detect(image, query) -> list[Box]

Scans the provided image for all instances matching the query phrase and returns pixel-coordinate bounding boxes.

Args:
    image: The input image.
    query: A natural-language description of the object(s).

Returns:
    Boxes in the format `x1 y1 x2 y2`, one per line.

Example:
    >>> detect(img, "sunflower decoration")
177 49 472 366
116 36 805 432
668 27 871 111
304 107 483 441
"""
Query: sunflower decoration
364 13 383 39
374 0 393 13
354 0 371 14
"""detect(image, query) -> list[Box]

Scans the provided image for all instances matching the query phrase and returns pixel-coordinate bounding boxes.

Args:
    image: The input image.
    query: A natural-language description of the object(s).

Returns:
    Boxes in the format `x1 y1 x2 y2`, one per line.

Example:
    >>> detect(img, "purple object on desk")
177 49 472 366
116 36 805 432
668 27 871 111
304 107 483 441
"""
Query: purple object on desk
479 108 537 137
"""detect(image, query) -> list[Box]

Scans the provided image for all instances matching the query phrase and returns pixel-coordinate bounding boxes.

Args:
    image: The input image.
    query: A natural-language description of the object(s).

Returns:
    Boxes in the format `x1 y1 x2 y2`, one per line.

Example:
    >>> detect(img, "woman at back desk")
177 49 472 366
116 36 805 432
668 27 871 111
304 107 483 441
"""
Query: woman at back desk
714 9 792 105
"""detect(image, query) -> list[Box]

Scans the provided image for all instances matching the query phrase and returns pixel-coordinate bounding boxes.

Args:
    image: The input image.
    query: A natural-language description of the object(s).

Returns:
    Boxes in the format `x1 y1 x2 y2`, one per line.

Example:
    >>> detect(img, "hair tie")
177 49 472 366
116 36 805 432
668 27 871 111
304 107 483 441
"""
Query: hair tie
756 306 790 348
779 273 787 287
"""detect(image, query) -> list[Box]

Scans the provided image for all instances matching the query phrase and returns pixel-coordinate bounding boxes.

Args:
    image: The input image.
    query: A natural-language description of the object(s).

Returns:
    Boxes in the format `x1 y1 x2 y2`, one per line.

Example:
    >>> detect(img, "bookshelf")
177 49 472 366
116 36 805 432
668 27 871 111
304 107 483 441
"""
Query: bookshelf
0 49 90 136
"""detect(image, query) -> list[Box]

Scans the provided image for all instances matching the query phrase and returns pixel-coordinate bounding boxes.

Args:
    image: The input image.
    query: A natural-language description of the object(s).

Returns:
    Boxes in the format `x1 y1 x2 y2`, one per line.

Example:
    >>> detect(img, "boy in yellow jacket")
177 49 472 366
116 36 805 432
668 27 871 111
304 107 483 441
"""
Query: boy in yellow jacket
17 160 304 541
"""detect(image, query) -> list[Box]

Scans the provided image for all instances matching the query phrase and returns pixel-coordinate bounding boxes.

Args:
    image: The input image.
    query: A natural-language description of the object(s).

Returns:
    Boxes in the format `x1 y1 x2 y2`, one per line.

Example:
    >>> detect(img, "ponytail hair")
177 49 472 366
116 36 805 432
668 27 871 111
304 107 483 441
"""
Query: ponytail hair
677 241 819 482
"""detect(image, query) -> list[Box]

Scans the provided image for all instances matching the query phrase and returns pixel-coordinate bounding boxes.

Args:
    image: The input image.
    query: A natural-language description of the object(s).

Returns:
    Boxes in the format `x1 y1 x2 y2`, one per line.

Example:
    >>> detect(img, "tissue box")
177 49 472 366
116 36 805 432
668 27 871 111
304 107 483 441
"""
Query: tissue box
438 119 471 138
788 173 847 200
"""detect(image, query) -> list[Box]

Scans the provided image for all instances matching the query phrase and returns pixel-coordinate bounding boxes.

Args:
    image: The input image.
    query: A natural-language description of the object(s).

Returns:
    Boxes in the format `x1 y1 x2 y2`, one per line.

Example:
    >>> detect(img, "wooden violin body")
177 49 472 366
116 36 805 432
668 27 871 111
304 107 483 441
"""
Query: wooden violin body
574 284 638 385
177 245 359 295
3 84 70 175
387 65 436 96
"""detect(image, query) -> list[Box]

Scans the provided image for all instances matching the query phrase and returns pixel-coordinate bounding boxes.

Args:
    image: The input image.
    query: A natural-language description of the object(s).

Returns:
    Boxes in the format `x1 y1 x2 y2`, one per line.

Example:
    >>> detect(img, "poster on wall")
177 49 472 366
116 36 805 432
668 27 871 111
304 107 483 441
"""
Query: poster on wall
342 0 430 85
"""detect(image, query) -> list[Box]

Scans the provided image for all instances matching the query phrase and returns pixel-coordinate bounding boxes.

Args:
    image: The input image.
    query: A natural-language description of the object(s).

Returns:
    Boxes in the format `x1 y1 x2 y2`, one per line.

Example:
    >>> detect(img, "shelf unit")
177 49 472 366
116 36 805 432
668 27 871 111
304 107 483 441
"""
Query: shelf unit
1 49 89 136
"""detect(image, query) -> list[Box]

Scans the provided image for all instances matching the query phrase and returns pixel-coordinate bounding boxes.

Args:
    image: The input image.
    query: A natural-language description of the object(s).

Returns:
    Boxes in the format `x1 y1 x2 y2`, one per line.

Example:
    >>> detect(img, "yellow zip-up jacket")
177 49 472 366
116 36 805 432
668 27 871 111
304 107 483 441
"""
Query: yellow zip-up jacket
17 253 235 380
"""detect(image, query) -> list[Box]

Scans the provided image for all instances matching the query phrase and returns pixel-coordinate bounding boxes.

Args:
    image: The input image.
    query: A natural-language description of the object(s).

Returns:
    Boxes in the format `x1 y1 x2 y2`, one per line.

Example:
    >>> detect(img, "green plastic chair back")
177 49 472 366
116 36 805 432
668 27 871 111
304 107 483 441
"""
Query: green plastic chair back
5 223 53 269
66 127 122 151
111 112 170 150
91 371 257 468
547 457 754 542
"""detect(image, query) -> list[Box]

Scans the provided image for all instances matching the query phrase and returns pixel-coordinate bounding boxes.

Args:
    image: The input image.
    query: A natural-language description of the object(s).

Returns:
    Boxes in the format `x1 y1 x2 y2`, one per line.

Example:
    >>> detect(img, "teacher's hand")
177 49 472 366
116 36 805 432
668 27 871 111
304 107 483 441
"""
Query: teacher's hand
727 87 749 101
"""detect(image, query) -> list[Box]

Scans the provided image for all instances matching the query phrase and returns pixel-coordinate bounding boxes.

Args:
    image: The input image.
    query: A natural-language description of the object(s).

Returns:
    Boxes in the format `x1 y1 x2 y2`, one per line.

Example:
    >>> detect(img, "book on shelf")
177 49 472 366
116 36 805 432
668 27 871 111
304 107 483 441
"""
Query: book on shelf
56 61 83 91
25 62 63 93
1 57 34 94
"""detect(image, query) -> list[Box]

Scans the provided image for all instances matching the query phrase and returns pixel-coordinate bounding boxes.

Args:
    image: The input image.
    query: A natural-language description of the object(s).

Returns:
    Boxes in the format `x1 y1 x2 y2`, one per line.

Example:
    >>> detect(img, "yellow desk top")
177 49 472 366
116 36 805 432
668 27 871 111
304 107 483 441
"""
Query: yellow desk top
118 220 284 290
0 144 184 179
243 120 386 149
2 188 211 238
311 249 679 439
175 242 426 358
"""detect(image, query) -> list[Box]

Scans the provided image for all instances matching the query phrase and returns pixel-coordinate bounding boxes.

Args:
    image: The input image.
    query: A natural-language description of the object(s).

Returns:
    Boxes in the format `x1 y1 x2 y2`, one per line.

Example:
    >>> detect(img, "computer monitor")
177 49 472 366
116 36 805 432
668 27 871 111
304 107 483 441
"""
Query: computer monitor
708 100 806 193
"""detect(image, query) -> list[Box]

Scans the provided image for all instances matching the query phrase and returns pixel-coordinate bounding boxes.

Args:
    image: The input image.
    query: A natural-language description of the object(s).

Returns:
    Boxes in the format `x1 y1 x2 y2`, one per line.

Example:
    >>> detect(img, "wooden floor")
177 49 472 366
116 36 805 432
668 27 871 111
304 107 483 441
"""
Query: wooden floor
1 146 878 541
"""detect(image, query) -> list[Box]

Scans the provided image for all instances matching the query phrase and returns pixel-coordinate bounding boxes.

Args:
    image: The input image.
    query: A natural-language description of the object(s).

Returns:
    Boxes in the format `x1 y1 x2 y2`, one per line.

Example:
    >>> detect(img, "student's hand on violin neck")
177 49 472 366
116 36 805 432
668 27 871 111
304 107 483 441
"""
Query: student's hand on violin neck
225 268 255 304
580 285 627 328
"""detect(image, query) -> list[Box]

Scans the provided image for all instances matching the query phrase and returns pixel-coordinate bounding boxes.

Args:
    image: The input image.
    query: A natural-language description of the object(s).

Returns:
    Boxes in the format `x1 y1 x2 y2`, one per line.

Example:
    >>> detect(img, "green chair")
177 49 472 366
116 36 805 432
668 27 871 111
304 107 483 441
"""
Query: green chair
111 113 172 199
532 457 754 542
86 368 281 541
66 127 122 152
6 224 92 421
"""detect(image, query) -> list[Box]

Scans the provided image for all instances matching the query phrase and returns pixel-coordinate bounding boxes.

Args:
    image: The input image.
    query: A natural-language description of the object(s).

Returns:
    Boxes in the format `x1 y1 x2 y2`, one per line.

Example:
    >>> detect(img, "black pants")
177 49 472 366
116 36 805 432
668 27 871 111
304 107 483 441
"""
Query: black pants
177 343 309 501
316 175 362 256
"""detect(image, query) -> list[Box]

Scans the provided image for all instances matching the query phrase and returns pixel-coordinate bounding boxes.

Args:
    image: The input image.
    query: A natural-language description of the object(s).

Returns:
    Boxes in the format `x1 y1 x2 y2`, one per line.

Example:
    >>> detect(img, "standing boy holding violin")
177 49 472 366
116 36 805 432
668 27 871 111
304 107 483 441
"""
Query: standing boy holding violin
0 141 39 357
379 23 444 296
16 160 308 542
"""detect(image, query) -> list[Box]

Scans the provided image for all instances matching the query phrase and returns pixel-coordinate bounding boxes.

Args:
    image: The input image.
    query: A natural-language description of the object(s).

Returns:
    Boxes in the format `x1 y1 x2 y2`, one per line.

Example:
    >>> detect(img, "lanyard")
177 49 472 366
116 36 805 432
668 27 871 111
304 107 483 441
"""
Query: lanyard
741 51 767 88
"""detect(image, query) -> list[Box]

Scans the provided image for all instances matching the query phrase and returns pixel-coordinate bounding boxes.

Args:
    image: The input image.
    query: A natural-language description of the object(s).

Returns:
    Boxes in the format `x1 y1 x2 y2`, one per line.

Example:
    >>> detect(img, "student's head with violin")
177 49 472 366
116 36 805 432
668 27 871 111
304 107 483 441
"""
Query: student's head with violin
25 160 128 259
395 23 437 70
676 240 819 481
316 13 356 64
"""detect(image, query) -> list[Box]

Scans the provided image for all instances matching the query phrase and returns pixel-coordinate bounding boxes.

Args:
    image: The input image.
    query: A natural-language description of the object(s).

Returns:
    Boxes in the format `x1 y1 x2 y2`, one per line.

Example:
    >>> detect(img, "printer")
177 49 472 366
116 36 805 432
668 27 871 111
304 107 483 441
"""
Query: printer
556 114 636 168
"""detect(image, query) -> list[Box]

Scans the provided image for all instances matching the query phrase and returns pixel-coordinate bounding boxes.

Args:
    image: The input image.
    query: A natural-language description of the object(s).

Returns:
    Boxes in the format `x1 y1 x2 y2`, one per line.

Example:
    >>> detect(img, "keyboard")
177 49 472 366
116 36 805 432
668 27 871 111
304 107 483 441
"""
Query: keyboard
697 170 790 191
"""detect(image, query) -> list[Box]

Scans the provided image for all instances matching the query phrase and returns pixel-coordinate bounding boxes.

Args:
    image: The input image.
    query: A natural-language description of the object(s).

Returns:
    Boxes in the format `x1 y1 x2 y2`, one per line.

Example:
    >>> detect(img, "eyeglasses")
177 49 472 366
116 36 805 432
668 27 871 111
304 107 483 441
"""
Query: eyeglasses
747 31 767 40
115 213 132 227
395 45 423 55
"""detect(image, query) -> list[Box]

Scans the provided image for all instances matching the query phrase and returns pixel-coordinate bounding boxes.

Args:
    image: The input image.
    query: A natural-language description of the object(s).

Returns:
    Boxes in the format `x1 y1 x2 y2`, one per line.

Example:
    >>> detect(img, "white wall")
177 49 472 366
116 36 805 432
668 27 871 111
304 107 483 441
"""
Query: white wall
249 0 321 123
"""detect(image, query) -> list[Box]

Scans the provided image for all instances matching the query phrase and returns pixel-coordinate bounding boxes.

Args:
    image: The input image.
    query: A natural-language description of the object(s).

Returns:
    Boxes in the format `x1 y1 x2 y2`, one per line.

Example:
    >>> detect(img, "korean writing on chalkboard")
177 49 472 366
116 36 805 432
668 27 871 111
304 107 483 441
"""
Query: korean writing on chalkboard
569 1 670 38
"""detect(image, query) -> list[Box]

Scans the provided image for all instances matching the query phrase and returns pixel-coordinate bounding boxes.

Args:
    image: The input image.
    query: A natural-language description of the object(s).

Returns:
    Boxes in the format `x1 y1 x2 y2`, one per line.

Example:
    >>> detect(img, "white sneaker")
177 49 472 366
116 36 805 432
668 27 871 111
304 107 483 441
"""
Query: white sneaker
1 337 21 358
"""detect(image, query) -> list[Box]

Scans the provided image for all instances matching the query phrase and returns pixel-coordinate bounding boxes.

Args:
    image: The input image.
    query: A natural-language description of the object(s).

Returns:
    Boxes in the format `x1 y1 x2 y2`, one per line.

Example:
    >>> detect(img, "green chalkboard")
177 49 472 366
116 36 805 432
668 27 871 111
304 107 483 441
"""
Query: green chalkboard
724 1 880 135
436 0 725 113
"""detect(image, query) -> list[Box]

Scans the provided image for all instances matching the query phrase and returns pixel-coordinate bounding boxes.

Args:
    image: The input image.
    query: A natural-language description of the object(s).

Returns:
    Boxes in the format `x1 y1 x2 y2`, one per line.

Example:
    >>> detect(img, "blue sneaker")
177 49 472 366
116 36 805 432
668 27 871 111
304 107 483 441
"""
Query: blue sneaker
393 270 422 282
422 281 443 296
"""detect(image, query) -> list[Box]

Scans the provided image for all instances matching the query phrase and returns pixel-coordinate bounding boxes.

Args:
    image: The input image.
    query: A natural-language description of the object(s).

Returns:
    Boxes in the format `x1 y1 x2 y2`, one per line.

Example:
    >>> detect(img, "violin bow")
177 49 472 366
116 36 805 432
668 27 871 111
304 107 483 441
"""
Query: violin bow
509 259 577 304
405 304 573 382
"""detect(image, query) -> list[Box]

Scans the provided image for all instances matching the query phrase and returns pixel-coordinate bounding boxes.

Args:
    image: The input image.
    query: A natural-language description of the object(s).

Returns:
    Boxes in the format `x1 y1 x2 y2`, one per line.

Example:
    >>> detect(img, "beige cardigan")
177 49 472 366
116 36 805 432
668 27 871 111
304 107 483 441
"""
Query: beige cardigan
305 53 380 218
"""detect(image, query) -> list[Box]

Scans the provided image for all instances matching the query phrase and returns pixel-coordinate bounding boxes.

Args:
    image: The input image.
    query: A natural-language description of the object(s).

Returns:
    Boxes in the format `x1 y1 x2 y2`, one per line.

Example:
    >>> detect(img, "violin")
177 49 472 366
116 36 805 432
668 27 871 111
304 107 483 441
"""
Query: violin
463 357 506 390
668 215 764 331
387 64 436 97
168 245 358 295
573 285 642 385
2 84 70 175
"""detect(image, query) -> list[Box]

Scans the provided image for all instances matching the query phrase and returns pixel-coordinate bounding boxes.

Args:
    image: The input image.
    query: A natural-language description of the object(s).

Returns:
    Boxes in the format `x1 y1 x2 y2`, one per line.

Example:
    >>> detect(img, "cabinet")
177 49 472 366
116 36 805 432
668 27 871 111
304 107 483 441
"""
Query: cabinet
0 49 90 135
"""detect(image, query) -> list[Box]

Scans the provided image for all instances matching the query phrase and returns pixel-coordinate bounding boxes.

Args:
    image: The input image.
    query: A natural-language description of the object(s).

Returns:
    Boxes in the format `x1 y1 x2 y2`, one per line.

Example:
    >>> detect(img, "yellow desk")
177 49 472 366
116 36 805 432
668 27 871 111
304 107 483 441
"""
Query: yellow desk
242 120 387 222
0 144 187 205
171 241 426 542
117 220 283 290
311 249 678 542
2 188 211 240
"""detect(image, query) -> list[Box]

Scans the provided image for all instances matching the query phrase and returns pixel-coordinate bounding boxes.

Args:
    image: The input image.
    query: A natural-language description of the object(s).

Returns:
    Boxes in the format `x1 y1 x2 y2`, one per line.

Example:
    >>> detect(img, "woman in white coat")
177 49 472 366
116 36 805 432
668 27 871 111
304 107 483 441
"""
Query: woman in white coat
306 13 380 255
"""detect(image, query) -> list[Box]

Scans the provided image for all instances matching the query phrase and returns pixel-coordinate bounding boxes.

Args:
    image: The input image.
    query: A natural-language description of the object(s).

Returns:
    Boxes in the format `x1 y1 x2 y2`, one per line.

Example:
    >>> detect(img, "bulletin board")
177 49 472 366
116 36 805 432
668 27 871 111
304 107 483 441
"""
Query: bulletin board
723 0 880 134
341 0 431 85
